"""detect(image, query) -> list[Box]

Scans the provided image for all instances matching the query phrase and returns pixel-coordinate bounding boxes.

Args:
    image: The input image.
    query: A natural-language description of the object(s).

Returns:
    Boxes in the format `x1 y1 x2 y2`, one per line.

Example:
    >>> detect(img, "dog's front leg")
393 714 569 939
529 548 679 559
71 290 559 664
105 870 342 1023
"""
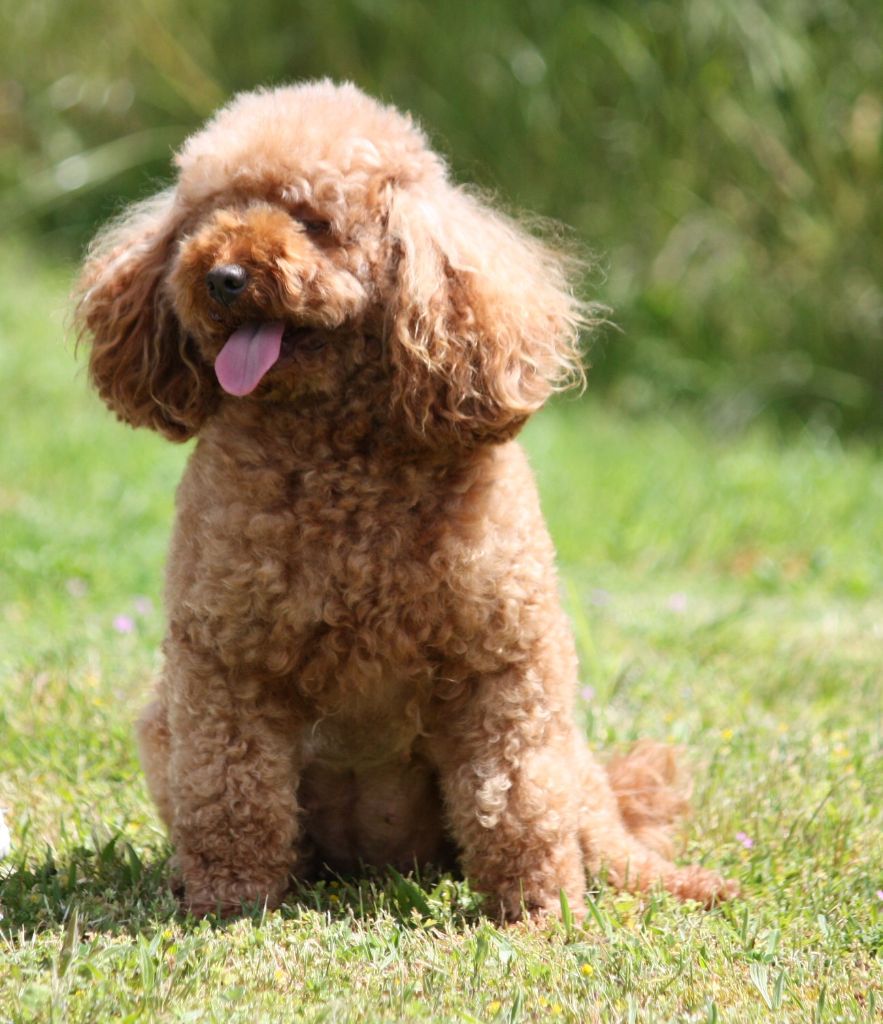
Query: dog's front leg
163 650 301 918
428 668 587 924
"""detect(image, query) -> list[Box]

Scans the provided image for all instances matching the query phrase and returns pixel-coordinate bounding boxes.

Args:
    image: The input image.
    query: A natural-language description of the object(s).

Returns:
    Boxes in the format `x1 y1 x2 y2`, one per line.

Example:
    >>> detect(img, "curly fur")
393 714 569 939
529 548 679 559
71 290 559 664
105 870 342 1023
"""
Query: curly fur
75 80 736 921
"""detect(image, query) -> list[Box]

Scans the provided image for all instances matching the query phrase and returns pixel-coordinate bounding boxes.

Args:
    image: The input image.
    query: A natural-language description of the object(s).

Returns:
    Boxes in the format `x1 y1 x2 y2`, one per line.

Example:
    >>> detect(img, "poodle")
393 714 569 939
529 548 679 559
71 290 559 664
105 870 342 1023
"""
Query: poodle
75 80 736 921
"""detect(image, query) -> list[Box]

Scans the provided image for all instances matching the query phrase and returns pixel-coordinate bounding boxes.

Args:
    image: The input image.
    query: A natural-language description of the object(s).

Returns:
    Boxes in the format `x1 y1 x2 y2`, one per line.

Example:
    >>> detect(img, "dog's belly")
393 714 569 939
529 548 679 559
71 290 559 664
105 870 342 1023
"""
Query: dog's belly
298 756 449 874
297 711 450 874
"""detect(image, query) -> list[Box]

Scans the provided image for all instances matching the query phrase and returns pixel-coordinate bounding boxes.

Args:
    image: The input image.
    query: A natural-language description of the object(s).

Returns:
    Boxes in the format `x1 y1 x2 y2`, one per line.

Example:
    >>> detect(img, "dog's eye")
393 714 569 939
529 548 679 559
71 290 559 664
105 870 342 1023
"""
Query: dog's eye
297 216 332 237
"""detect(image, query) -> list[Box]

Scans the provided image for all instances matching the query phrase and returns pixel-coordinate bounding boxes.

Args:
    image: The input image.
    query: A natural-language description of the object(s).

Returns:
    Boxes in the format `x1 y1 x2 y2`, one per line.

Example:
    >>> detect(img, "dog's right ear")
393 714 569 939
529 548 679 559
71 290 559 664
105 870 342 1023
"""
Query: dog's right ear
74 189 215 441
382 181 591 448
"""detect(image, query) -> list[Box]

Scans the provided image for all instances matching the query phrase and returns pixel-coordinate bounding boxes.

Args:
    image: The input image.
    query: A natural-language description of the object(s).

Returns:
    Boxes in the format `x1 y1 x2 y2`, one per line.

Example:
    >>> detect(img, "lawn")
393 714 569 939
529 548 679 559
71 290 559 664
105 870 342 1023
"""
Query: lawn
1 245 880 1022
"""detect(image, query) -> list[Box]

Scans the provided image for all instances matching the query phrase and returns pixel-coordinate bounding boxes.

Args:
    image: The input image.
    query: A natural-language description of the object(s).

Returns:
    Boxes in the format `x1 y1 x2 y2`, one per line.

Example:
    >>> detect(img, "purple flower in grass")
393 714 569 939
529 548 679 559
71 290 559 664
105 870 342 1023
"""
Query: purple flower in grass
736 831 754 850
113 614 135 634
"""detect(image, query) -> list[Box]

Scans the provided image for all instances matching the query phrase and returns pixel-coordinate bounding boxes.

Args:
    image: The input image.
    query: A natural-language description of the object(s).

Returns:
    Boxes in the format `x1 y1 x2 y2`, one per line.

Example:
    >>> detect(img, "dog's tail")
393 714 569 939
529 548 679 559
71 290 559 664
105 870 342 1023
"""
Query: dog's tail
577 739 737 905
604 740 692 858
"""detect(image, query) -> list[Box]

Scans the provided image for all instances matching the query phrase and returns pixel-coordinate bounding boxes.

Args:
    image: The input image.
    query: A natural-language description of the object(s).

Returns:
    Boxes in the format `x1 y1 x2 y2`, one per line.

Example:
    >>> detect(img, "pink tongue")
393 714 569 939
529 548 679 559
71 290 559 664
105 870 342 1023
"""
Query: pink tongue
214 321 285 396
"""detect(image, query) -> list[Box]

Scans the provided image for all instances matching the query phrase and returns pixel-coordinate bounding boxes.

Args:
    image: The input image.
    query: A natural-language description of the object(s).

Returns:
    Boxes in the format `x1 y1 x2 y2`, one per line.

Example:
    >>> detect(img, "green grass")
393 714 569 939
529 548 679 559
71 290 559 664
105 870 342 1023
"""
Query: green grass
0 247 880 1022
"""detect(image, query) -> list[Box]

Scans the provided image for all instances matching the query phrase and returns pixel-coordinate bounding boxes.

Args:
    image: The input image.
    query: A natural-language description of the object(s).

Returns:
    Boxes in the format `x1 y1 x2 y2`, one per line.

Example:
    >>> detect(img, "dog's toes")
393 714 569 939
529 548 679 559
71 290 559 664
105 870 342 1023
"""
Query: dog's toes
180 896 235 920
487 884 588 928
670 865 739 907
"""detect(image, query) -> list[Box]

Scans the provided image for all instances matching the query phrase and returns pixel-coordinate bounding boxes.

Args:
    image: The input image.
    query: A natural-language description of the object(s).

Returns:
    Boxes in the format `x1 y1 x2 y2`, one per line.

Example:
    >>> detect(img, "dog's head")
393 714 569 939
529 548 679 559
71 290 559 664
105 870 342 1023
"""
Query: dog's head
76 80 592 445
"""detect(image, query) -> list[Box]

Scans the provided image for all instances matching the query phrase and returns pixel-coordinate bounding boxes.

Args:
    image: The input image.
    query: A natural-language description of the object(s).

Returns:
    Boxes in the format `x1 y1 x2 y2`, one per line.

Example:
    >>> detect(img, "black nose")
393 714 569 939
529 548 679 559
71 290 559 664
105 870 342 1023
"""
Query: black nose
206 264 248 306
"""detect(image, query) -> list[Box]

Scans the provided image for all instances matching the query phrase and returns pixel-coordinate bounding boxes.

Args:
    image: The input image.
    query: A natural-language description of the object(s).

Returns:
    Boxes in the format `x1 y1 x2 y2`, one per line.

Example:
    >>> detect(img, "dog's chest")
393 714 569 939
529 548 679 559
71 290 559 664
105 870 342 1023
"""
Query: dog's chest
169 440 467 677
280 456 453 609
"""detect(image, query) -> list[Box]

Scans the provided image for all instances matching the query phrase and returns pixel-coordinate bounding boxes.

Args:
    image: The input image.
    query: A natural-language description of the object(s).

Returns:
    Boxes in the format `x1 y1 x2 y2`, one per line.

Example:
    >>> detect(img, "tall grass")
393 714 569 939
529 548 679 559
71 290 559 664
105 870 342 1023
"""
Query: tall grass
1 0 881 429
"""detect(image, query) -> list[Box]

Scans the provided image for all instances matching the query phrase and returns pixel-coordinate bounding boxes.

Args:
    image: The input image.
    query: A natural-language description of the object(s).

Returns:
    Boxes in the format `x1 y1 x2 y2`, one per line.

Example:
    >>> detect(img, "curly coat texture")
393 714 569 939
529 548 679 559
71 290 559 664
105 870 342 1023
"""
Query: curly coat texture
75 80 736 921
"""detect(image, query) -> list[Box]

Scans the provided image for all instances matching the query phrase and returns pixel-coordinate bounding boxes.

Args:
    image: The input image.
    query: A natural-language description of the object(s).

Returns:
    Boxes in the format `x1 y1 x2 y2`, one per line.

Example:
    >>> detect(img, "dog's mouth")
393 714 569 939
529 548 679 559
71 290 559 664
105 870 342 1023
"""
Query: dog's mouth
214 322 326 396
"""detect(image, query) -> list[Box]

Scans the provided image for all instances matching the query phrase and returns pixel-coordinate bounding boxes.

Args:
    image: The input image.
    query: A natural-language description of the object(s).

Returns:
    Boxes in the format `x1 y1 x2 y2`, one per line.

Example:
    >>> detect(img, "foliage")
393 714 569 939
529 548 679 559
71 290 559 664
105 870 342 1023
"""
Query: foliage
1 0 881 430
1 247 881 1021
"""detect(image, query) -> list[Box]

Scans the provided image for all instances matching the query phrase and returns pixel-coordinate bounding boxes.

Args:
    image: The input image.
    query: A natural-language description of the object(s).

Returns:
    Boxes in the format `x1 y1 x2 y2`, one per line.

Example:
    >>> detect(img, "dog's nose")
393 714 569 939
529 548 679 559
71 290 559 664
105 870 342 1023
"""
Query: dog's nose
206 264 248 306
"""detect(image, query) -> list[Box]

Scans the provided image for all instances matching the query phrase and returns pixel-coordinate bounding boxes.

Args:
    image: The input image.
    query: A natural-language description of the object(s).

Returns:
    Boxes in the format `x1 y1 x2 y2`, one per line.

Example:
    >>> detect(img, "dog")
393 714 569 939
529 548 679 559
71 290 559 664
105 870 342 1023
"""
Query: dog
75 80 736 921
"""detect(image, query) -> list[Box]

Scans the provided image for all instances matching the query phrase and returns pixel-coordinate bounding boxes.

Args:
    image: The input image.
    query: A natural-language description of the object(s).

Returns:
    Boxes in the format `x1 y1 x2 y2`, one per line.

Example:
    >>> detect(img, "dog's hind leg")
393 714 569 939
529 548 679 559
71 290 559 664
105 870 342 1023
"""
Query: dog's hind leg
136 695 174 829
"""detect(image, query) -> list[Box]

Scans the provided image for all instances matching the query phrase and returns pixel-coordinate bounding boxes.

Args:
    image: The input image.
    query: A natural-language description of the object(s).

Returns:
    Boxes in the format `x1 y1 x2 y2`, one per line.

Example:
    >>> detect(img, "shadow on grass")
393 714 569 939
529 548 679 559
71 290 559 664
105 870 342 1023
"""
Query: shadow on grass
0 834 487 939
0 835 177 937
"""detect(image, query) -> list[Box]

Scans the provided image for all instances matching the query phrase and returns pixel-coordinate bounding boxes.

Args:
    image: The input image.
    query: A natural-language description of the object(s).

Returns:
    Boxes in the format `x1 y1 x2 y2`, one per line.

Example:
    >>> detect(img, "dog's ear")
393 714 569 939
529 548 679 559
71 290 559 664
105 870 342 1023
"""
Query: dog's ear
384 181 592 446
74 190 215 441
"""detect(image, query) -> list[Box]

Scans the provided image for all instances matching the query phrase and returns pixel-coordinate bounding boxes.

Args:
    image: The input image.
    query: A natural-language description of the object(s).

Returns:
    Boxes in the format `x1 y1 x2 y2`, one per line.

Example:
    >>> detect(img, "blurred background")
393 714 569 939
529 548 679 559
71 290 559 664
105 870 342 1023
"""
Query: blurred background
1 0 881 433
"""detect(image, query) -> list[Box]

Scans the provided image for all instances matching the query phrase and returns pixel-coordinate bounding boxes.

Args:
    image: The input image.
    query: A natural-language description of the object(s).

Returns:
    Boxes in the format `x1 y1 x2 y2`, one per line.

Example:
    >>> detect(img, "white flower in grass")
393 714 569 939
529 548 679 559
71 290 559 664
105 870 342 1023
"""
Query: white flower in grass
0 808 10 859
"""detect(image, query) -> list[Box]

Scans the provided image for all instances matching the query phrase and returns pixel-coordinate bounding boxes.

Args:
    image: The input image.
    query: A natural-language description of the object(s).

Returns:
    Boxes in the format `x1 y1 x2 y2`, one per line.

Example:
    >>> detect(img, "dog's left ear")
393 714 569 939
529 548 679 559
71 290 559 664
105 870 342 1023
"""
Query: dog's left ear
384 181 591 446
74 190 215 441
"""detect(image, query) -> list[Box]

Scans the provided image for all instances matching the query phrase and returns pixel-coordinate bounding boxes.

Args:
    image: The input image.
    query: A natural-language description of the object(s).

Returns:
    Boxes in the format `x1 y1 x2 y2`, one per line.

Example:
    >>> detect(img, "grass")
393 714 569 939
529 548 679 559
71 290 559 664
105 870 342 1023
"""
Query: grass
0 246 880 1021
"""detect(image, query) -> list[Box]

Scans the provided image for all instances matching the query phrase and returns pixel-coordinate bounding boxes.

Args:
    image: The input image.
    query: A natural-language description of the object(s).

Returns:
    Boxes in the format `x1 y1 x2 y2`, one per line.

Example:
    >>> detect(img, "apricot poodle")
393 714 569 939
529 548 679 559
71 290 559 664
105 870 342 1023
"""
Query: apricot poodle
75 80 736 921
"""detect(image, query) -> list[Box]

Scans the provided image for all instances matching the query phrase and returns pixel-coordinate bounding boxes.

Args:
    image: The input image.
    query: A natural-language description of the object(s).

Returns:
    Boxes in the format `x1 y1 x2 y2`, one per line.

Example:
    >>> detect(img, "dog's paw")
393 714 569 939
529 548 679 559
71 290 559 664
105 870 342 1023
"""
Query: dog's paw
488 884 588 928
669 864 740 907
177 873 288 919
